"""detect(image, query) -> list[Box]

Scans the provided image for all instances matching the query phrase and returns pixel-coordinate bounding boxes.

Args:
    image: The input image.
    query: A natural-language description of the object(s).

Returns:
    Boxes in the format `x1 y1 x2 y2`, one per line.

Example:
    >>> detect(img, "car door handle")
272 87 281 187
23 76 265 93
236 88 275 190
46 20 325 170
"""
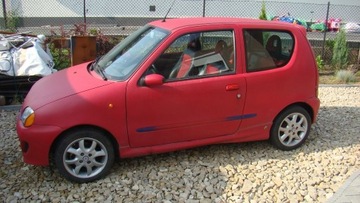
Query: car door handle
225 84 240 91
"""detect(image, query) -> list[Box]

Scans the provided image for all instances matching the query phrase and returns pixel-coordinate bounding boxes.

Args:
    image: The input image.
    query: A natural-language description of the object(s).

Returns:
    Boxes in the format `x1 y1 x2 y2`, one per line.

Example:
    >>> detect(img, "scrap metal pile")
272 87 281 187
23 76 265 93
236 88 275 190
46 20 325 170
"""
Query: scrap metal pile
0 33 56 105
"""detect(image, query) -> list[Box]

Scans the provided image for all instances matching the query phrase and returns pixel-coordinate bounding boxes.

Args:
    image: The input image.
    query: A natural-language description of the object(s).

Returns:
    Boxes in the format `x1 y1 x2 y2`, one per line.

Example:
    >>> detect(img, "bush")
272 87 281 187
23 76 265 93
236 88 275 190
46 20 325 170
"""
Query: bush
355 71 360 77
316 55 324 70
325 39 335 51
92 30 124 57
336 70 357 83
5 10 20 32
332 29 349 70
48 25 125 70
49 43 71 70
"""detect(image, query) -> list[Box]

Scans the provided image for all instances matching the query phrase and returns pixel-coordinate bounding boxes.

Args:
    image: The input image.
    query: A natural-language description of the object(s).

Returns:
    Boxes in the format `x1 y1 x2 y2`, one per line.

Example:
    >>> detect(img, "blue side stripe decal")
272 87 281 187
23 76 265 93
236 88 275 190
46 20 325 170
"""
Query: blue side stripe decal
226 113 257 121
136 126 157 132
136 113 257 133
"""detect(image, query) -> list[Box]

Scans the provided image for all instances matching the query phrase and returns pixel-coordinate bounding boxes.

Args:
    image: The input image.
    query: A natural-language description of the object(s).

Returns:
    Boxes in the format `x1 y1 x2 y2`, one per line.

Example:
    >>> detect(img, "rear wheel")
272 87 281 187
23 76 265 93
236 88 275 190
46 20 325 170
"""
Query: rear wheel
54 129 114 183
270 106 311 151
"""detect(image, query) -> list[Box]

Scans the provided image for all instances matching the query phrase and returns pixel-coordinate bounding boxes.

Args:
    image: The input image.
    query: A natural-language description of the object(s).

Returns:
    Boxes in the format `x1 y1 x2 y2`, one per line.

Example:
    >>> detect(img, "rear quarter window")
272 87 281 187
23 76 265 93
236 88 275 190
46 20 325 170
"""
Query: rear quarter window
244 30 294 72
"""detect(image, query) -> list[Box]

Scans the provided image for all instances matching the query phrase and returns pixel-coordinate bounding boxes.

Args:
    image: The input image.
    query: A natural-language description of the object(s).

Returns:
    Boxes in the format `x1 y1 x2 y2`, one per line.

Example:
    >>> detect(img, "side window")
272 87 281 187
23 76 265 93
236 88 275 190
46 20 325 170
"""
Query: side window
148 30 235 80
244 30 294 72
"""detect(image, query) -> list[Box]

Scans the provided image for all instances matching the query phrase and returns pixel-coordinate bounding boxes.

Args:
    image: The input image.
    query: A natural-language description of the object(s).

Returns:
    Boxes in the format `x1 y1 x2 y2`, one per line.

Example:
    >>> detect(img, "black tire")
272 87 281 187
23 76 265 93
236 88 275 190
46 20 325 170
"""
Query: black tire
270 106 311 151
54 128 114 183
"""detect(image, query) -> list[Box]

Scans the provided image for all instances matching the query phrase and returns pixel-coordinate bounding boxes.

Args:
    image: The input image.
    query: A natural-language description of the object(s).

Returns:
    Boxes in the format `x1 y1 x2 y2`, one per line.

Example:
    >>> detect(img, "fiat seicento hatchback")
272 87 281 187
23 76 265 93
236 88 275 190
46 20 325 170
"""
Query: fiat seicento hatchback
17 17 320 182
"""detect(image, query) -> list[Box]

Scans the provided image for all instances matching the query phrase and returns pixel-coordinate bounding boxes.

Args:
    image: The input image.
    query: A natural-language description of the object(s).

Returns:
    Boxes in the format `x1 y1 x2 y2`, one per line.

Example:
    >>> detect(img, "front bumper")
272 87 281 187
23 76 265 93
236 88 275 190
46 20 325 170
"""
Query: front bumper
16 120 62 166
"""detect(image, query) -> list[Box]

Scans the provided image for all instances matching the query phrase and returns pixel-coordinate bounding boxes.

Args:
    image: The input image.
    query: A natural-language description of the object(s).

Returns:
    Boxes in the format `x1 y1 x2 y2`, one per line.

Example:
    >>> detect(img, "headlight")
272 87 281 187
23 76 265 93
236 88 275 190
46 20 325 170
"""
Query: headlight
21 107 35 127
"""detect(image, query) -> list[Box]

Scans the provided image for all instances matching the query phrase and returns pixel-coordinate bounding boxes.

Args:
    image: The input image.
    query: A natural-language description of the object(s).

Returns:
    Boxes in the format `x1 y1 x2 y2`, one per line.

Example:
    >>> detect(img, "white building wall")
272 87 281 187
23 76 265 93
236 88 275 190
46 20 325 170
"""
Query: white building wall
2 0 360 22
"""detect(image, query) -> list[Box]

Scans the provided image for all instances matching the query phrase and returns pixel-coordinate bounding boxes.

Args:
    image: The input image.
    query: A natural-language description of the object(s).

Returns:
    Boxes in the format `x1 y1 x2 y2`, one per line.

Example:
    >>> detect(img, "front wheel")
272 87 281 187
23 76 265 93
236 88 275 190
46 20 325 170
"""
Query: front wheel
270 106 311 151
54 129 114 183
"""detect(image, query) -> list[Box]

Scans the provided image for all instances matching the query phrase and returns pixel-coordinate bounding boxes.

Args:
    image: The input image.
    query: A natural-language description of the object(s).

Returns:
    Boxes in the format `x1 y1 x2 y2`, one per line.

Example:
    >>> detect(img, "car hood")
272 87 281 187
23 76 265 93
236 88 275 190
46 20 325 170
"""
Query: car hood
24 63 113 110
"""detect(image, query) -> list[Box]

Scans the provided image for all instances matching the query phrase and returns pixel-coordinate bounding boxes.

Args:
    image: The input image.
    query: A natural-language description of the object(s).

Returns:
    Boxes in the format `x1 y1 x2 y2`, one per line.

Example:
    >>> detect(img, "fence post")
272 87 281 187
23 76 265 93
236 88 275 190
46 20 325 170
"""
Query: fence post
2 0 7 28
83 0 87 32
358 44 360 65
321 1 330 59
202 0 206 17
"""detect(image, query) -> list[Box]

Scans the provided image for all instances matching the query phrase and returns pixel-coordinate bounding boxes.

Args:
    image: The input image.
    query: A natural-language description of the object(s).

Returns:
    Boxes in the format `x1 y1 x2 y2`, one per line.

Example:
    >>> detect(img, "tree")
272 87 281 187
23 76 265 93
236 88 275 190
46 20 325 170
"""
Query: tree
332 29 349 70
259 0 267 20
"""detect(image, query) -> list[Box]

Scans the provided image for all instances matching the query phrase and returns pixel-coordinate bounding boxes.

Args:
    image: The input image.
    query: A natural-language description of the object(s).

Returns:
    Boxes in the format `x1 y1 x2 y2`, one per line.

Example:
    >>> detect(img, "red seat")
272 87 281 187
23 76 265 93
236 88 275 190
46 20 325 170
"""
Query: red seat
176 53 193 78
204 64 219 74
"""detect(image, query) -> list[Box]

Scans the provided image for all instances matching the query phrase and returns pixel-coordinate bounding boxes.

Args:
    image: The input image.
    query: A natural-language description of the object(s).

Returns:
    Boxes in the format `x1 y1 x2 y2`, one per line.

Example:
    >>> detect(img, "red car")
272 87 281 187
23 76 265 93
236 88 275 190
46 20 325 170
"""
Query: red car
17 17 320 182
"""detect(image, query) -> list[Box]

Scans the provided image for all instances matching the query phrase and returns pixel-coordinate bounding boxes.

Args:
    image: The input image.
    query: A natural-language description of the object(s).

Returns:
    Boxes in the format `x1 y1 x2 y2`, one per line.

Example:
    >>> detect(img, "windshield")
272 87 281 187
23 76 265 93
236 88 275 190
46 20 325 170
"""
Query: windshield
95 26 168 80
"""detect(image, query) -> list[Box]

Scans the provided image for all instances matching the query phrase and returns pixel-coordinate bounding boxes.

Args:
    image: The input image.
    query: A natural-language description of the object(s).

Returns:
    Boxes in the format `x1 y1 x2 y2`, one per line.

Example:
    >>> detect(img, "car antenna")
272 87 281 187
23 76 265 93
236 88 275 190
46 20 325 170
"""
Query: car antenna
163 0 176 22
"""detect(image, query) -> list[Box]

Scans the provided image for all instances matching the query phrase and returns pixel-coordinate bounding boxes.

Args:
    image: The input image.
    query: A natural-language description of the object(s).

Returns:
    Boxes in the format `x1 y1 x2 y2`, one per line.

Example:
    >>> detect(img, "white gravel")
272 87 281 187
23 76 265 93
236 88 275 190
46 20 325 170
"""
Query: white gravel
0 86 359 203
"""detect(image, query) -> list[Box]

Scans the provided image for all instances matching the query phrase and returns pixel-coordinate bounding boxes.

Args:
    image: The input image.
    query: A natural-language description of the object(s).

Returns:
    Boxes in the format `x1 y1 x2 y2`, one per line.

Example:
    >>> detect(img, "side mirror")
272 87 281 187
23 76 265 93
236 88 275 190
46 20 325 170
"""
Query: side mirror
141 74 165 87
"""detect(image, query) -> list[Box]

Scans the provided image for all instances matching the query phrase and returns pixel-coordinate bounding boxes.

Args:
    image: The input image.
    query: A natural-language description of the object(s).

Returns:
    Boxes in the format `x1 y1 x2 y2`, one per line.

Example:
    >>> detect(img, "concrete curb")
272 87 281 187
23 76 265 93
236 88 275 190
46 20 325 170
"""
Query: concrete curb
326 170 360 203
0 104 21 111
319 84 360 87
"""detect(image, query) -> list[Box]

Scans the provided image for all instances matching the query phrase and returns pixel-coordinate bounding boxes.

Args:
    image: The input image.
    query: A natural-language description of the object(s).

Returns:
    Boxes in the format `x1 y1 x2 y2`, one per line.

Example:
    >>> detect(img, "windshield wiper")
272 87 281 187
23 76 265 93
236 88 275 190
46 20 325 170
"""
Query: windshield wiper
97 68 108 81
90 56 108 81
90 56 102 71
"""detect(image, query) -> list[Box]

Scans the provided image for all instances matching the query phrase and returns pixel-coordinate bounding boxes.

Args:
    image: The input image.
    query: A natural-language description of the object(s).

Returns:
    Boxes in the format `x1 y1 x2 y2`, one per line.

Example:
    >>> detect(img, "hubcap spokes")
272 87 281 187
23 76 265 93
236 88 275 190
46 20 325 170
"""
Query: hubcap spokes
278 113 308 147
64 138 108 178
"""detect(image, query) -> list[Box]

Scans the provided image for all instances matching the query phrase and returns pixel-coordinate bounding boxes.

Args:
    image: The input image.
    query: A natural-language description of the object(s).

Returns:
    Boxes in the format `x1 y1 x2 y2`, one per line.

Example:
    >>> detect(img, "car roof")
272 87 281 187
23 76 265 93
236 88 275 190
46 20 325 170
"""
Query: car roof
149 17 305 32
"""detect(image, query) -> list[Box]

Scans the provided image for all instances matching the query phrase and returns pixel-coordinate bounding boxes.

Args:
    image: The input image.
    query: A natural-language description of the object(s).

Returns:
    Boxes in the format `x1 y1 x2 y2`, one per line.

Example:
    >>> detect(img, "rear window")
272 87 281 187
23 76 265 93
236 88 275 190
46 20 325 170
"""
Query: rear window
244 30 294 72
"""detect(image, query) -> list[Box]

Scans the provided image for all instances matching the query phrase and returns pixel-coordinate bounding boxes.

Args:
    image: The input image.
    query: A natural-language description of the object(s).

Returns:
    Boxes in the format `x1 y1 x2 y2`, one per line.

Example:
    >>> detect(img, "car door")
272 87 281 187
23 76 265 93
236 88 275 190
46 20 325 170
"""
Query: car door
126 29 247 148
240 29 297 129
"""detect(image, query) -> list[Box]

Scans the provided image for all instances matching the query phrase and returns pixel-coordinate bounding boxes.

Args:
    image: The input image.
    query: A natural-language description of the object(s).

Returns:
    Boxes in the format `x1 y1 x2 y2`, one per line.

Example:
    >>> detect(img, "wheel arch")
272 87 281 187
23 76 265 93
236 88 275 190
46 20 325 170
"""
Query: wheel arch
269 102 313 151
274 102 314 124
49 125 120 164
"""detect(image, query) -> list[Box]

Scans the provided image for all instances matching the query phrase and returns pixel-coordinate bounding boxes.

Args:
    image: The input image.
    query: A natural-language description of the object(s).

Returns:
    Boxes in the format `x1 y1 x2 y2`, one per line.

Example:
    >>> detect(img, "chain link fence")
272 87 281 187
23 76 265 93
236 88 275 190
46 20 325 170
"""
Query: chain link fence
0 0 359 66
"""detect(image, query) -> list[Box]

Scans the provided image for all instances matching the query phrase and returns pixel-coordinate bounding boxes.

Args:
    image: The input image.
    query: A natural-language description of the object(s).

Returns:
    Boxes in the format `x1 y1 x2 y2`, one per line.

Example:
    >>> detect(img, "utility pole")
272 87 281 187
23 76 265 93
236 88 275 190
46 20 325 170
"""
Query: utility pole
83 0 87 33
321 2 330 59
83 0 86 24
2 0 7 28
202 0 206 17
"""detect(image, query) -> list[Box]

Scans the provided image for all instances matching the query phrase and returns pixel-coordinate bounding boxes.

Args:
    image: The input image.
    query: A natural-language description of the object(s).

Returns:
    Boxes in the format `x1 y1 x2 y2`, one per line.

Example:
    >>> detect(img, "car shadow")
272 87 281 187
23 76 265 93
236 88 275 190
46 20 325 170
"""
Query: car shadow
108 105 359 202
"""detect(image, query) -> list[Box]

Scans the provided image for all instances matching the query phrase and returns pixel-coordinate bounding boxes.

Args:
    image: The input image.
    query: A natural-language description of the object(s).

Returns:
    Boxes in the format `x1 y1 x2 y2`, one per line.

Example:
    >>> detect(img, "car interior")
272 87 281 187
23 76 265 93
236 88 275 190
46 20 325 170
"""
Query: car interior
245 30 293 72
150 32 235 80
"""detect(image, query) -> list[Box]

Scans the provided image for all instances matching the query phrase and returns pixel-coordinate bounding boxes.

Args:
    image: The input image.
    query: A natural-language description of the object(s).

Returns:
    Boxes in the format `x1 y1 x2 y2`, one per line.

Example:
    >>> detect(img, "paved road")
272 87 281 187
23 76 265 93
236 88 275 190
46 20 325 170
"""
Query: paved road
307 32 360 41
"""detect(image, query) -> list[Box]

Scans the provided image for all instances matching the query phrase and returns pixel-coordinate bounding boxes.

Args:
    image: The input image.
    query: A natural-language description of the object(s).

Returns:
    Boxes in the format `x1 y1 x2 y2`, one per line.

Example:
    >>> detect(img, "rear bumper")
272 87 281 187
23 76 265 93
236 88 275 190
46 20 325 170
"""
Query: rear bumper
308 96 320 123
16 120 62 166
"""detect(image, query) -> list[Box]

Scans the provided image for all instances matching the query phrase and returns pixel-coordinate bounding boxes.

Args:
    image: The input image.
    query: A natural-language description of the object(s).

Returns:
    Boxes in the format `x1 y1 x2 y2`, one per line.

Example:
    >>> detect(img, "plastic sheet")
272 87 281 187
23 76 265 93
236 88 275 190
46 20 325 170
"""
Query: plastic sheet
0 34 56 77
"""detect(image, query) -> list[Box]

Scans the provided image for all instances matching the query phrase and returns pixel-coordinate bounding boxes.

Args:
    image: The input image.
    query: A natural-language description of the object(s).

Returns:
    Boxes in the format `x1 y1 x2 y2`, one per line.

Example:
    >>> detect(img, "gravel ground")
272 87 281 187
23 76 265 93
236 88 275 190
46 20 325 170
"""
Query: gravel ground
0 86 359 203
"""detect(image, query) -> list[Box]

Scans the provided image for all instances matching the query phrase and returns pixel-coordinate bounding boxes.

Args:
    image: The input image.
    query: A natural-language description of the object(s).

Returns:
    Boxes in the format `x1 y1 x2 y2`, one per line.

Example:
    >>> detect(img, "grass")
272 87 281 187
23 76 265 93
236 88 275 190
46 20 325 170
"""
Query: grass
319 70 360 84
